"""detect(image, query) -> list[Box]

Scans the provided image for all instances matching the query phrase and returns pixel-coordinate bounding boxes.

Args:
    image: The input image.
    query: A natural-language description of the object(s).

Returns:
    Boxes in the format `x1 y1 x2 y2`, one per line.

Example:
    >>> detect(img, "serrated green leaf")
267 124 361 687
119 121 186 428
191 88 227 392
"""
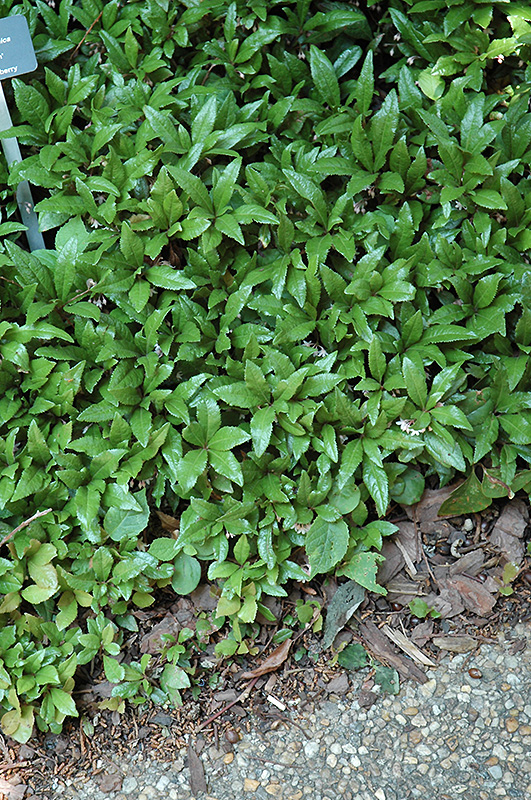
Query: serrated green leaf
21 583 56 604
49 688 78 717
103 655 125 683
146 265 195 290
148 538 180 561
417 69 445 100
209 426 251 451
120 221 144 268
214 214 245 244
54 239 78 302
209 448 244 486
310 45 340 108
402 356 428 408
356 51 373 116
191 95 217 144
338 439 363 489
369 336 386 382
307 519 349 577
321 424 338 462
251 406 275 457
168 166 213 211
362 460 389 517
233 533 250 565
104 496 150 542
212 159 241 215
340 549 386 593
424 432 466 471
176 450 208 493
473 189 508 210
370 90 399 170
500 414 531 445
473 274 502 309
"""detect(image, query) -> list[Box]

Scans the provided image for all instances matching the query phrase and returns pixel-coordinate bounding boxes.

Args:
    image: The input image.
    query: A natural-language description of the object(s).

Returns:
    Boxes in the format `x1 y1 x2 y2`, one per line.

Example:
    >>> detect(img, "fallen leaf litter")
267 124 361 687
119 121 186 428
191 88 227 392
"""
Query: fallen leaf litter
3 491 531 798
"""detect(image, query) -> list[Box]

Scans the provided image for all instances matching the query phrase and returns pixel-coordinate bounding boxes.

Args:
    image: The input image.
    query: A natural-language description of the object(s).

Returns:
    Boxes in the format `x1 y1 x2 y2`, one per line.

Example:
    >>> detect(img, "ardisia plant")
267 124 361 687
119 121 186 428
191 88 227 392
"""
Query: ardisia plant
1 0 531 742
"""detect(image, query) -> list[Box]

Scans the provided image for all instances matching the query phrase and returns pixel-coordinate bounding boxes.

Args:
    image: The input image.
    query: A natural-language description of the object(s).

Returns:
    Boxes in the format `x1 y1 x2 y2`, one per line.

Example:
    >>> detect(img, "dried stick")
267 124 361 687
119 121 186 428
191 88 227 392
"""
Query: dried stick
0 508 52 548
414 512 437 585
195 676 259 733
68 10 104 64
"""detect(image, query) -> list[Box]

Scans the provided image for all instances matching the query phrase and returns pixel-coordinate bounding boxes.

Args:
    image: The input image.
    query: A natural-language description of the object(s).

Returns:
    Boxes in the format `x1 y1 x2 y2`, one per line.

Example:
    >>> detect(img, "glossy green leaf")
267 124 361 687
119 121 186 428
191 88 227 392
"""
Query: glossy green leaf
209 427 251 451
307 519 349 577
176 450 208 493
209 448 244 486
362 460 389 518
171 554 201 595
103 656 125 683
148 538 180 561
310 45 340 108
355 51 374 116
49 688 78 717
251 406 275 457
402 356 427 408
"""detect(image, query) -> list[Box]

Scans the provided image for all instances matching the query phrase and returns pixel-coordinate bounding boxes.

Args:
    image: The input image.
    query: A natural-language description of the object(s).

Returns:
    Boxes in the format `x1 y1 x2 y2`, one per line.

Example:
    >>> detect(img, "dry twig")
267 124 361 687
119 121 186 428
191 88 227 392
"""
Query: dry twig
0 509 52 549
195 677 259 733
67 11 103 64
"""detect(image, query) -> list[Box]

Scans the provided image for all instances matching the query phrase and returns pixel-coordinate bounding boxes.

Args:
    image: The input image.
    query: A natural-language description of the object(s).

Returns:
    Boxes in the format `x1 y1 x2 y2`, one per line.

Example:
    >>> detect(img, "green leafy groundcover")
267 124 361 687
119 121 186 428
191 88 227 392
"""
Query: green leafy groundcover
1 0 531 742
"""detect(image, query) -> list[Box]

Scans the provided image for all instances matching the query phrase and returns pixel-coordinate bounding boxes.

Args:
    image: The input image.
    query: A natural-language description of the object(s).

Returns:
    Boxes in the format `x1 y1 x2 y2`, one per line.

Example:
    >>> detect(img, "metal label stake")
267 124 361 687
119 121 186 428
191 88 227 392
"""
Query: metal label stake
0 15 44 251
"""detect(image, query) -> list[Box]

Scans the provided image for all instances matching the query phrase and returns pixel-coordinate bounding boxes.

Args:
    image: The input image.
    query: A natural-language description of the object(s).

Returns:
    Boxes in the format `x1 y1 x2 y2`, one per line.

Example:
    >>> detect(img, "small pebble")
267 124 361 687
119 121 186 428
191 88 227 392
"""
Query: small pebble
303 741 320 758
51 624 531 800
419 679 436 698
265 784 282 797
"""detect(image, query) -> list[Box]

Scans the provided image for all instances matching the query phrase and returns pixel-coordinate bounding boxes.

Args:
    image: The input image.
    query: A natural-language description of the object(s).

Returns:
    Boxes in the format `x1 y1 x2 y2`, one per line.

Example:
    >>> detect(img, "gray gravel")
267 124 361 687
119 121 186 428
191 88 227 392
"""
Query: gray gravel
53 622 531 800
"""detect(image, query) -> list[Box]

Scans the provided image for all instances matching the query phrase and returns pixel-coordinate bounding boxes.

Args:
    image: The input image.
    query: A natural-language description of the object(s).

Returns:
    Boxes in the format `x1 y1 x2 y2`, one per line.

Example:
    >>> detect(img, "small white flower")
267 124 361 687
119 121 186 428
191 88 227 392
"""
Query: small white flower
398 419 424 436
294 522 312 534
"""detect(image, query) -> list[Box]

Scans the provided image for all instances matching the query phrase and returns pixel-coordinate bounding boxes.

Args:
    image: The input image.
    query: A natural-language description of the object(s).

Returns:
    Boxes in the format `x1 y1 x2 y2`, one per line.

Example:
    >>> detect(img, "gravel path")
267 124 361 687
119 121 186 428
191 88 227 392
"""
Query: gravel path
50 622 530 800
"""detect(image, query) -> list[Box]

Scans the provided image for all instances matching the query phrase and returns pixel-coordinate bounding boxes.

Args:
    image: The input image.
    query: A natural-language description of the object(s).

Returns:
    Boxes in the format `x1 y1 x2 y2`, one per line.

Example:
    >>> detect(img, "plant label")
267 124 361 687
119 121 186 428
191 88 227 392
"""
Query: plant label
0 15 37 80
